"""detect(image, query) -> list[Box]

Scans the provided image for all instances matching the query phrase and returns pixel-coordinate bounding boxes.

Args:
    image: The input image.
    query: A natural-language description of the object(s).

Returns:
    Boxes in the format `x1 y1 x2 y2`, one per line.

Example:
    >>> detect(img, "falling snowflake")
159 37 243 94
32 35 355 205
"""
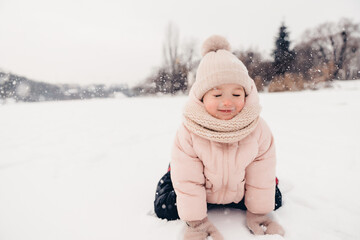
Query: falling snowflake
16 82 31 98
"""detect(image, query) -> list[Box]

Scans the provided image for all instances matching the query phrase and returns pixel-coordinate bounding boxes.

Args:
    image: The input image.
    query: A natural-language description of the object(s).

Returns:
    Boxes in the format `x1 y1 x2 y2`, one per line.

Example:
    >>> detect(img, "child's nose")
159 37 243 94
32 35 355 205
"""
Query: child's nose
222 99 232 106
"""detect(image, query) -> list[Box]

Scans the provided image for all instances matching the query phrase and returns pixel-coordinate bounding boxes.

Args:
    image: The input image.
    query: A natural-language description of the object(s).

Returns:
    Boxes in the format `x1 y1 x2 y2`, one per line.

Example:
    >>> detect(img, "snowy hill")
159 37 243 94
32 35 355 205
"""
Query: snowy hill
1 80 360 240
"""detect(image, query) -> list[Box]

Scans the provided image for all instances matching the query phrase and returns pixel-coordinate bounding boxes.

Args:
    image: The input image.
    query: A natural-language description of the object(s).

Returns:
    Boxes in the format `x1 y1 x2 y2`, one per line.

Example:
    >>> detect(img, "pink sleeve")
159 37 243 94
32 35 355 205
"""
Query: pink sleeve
245 119 276 214
170 124 207 221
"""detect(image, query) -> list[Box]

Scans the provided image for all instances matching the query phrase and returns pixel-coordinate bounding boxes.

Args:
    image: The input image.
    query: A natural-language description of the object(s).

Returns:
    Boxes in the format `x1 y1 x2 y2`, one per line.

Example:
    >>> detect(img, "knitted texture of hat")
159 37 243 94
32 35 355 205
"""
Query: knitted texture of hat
191 35 252 100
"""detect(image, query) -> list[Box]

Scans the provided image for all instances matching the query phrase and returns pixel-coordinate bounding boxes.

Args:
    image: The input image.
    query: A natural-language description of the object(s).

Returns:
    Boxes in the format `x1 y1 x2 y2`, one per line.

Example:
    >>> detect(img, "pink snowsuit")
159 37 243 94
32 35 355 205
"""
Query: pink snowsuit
170 118 276 221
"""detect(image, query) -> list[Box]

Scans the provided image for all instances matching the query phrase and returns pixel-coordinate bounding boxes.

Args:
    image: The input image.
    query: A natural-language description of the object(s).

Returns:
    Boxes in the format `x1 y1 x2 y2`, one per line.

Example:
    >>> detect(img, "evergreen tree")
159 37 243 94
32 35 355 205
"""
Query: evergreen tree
272 23 295 75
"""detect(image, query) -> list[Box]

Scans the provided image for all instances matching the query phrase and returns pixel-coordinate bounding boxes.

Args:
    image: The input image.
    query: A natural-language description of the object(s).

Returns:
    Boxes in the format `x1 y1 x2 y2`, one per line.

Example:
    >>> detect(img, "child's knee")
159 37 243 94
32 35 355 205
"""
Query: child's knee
274 185 282 210
154 171 180 220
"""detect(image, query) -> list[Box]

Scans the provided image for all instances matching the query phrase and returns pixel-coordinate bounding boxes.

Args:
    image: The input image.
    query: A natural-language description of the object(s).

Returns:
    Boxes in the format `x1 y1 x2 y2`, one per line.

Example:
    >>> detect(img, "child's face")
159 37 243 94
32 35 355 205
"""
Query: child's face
202 83 246 120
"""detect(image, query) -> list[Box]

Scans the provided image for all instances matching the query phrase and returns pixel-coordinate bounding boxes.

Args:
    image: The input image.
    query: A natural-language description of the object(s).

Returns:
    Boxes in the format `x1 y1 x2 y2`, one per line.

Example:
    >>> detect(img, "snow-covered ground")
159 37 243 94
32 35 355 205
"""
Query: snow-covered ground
1 80 359 240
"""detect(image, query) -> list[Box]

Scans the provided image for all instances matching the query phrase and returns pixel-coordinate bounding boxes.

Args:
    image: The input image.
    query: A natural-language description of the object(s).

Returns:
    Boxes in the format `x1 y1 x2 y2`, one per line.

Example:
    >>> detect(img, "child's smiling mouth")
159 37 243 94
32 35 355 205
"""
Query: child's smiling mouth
218 109 234 113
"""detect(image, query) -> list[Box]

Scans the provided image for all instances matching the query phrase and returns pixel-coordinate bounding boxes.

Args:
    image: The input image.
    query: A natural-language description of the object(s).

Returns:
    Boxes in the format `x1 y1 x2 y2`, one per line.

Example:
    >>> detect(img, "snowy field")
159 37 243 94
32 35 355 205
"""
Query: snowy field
0 80 359 240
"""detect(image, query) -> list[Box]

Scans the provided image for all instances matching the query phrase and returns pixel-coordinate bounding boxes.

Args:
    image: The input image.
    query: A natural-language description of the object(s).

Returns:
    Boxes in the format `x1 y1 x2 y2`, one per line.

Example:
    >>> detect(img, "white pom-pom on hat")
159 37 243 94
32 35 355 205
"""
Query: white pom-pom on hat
201 35 231 57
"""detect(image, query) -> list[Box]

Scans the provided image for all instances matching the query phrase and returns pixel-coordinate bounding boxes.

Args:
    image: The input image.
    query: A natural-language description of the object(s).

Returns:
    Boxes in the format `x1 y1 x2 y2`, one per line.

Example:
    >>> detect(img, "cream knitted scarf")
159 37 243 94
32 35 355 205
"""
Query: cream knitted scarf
183 94 261 143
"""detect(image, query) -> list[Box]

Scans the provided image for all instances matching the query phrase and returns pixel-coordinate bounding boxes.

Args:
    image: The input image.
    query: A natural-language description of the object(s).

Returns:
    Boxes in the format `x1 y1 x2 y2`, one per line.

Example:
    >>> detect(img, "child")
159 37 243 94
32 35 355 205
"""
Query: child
154 35 285 240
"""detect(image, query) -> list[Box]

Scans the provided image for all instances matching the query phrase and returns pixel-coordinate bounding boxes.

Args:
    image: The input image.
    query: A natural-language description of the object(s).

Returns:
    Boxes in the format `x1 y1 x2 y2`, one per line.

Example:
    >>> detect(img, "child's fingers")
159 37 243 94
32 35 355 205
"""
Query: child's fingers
265 221 285 236
261 218 273 227
209 232 224 240
183 229 207 240
208 227 224 240
248 223 265 235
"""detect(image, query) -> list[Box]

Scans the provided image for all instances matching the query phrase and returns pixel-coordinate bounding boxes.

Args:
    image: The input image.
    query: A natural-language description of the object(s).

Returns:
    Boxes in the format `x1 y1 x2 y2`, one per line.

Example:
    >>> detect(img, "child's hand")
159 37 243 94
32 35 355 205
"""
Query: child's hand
246 211 285 236
184 217 223 240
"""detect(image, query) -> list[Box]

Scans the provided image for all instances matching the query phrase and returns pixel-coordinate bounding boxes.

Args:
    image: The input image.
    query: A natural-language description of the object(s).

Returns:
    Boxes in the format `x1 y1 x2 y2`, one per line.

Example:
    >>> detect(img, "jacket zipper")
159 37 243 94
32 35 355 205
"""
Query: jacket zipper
222 143 229 202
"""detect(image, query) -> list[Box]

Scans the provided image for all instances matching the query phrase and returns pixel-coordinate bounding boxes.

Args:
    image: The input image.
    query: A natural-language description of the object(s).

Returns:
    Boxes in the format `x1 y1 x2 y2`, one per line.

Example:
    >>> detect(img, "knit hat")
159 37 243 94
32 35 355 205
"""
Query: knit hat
183 35 261 143
190 35 253 100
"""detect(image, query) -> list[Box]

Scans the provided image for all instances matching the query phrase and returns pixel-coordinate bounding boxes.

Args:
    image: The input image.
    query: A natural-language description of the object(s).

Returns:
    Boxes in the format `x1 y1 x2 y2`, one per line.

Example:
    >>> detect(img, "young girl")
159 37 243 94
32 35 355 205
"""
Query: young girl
154 35 285 240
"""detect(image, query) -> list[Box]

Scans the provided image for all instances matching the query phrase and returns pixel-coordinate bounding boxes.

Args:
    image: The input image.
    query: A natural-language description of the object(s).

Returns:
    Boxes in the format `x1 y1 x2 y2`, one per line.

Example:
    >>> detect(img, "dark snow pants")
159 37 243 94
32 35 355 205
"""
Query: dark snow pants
154 170 282 221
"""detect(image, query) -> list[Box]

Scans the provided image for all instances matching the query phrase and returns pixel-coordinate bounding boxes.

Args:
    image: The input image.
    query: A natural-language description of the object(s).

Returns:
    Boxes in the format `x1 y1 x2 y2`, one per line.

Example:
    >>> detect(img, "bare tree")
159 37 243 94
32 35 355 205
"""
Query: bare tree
163 22 180 75
234 48 274 90
181 38 199 89
300 18 360 79
152 23 198 94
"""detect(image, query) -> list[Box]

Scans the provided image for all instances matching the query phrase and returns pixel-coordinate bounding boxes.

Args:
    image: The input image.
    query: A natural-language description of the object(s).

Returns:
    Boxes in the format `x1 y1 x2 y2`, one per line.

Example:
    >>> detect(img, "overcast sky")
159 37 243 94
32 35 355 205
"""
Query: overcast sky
0 0 359 86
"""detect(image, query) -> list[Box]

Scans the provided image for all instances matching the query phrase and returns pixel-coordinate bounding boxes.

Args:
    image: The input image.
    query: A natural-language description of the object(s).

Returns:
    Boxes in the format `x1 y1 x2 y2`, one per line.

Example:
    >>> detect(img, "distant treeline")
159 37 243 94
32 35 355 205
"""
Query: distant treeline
1 18 359 103
0 71 131 104
135 18 360 95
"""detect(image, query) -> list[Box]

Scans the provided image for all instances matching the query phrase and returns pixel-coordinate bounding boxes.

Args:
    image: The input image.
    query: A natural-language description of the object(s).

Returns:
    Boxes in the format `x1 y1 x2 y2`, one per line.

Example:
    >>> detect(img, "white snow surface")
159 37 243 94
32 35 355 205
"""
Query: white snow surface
1 80 360 240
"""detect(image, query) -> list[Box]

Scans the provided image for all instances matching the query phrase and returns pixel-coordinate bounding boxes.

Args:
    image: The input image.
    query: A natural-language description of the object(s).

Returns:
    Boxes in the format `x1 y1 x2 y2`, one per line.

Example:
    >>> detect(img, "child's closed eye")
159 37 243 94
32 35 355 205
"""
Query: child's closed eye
233 94 241 97
214 94 222 97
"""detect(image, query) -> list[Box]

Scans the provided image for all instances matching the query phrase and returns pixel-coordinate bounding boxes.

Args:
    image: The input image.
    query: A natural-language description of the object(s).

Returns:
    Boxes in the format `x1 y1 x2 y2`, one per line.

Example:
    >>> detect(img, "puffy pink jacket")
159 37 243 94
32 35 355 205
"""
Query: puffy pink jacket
170 118 276 221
